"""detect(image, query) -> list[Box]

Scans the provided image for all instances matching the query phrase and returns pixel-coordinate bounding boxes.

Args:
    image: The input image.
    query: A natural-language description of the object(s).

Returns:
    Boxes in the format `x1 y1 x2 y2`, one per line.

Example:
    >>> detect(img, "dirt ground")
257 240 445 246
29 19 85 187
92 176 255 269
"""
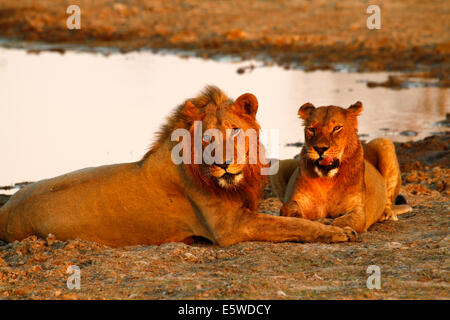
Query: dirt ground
0 0 448 300
0 0 449 86
0 134 448 300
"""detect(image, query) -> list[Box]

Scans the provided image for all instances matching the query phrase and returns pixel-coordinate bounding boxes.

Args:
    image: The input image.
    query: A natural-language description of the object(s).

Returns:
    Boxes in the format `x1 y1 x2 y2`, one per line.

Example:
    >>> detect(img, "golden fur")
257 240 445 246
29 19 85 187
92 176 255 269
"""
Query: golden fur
0 86 357 247
270 102 411 233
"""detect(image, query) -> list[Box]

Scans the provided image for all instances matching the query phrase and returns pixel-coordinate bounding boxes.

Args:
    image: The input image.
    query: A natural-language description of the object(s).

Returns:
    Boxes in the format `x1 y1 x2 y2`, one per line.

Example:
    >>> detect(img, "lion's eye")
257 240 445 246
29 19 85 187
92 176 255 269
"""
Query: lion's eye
230 128 241 137
307 127 315 135
333 126 343 132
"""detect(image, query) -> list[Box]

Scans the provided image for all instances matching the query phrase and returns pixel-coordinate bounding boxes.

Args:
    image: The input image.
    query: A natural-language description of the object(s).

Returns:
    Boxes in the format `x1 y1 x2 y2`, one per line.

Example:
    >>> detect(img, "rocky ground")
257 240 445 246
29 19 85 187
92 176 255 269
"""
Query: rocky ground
0 0 449 86
0 133 448 300
0 0 448 300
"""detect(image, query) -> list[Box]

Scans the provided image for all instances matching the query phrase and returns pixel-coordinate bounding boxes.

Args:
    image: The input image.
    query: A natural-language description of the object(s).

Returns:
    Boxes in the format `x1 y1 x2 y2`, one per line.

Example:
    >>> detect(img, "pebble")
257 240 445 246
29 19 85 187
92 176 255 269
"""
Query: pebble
385 242 402 249
277 290 287 297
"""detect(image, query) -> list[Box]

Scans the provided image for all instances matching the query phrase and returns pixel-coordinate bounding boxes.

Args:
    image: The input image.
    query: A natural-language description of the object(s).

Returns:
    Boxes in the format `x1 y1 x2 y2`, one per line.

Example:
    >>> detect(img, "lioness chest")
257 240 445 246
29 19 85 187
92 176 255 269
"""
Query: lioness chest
295 177 362 220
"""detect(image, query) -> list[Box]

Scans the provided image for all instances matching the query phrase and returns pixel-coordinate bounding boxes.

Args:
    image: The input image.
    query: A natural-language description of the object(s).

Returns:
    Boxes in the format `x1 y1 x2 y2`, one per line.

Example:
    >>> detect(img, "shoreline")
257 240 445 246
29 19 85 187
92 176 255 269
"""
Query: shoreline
0 0 448 86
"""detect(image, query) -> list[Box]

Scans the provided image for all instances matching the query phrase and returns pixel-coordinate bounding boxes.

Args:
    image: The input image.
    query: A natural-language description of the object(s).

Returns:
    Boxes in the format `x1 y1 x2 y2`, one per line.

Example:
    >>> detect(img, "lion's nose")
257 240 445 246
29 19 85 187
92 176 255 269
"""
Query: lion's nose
216 159 233 169
216 163 229 170
313 146 329 156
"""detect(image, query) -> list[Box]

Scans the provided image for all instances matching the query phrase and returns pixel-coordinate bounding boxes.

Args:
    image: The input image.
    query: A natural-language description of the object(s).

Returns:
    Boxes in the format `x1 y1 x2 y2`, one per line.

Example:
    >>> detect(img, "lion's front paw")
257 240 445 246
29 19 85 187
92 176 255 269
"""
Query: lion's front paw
280 200 303 218
319 226 359 243
343 226 360 242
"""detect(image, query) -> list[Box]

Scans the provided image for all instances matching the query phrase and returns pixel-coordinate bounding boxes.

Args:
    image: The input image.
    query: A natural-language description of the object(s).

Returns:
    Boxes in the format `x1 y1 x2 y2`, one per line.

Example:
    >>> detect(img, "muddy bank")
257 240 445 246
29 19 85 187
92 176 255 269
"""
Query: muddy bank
0 0 449 86
0 133 448 299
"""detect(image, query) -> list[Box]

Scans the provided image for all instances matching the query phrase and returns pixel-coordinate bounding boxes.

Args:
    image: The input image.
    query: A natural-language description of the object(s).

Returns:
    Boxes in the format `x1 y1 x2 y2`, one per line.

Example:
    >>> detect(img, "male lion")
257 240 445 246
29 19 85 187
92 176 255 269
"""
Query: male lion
270 102 411 233
0 86 357 247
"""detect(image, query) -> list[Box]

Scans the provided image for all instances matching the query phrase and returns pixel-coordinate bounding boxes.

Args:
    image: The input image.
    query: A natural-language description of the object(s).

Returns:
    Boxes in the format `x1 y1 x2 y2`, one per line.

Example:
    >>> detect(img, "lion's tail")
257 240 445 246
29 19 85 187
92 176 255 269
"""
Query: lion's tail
392 194 412 216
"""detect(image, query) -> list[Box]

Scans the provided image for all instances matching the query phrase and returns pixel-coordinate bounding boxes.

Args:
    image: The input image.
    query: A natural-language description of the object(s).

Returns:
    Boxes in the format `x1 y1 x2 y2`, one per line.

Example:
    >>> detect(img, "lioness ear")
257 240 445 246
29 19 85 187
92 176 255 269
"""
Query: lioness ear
233 93 258 118
298 102 315 120
347 101 363 116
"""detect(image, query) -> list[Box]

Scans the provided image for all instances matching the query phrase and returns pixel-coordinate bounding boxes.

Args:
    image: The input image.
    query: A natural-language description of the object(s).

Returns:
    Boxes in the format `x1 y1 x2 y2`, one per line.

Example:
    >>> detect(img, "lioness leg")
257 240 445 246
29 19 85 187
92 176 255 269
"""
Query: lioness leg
331 206 367 233
269 159 299 202
364 138 408 221
216 210 358 246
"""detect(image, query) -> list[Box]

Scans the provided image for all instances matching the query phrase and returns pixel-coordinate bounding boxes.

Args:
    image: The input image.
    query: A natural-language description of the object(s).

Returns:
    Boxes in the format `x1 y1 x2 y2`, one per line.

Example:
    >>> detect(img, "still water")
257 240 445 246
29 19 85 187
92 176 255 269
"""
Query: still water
0 47 448 188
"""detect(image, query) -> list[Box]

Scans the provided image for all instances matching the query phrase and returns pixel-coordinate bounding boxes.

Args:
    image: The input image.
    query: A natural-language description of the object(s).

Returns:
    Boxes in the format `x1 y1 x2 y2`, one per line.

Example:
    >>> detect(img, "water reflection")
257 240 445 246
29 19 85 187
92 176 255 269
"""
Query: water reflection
0 48 448 186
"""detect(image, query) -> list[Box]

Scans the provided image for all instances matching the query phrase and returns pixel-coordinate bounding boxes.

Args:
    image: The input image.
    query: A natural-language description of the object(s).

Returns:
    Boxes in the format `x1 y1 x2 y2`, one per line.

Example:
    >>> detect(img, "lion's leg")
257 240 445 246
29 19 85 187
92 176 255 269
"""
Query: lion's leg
216 211 358 246
364 138 403 221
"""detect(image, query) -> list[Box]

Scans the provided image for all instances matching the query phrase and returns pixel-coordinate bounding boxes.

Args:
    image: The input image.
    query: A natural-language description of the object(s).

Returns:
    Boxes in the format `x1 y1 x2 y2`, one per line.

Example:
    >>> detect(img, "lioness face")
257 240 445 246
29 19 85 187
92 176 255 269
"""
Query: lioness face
185 92 261 189
298 102 363 178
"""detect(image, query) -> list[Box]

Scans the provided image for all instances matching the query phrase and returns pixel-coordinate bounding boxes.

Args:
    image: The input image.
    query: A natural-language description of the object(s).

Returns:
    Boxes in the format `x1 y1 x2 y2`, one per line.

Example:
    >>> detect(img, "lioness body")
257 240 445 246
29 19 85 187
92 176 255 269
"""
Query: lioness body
271 103 411 233
0 87 357 246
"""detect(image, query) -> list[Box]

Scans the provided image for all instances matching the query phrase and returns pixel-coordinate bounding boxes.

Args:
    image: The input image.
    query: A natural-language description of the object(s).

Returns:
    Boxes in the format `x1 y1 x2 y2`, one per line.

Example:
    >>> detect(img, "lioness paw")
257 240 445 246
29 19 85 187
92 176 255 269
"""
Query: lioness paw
317 217 334 225
380 208 398 221
280 200 303 218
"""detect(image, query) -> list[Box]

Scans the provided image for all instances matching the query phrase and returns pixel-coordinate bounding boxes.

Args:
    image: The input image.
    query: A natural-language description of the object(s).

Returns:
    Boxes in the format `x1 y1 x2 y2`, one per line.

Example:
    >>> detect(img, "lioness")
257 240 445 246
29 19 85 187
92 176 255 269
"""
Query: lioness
270 102 411 233
0 86 357 247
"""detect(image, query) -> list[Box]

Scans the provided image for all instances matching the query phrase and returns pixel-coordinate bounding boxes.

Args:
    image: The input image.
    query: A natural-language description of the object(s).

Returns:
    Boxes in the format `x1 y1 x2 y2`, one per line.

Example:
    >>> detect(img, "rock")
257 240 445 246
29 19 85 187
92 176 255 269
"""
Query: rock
399 130 418 137
385 242 402 249
225 29 248 40
113 3 130 16
183 252 198 262
46 234 56 246
277 290 287 297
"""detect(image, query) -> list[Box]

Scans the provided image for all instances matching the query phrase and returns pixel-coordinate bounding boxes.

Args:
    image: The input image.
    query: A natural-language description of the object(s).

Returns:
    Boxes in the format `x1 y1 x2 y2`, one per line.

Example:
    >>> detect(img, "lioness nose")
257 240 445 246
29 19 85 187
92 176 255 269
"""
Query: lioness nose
313 146 329 156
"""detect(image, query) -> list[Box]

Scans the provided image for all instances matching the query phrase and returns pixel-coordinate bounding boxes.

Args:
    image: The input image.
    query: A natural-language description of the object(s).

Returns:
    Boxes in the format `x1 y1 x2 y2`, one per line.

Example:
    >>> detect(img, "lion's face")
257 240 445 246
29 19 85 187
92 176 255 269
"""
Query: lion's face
298 102 363 178
183 92 262 189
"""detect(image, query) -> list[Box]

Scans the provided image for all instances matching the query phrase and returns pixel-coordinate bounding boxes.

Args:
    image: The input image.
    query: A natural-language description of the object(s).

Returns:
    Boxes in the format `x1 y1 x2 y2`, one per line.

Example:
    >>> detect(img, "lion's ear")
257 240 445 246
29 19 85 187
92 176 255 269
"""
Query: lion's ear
233 93 258 118
181 100 200 120
347 101 363 116
298 102 315 120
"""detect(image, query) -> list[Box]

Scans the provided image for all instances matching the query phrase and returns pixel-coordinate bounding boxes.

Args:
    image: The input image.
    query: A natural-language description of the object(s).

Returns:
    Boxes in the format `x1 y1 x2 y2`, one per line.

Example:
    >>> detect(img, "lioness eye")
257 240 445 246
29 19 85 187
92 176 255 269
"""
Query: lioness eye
333 126 343 132
230 128 241 136
307 127 315 134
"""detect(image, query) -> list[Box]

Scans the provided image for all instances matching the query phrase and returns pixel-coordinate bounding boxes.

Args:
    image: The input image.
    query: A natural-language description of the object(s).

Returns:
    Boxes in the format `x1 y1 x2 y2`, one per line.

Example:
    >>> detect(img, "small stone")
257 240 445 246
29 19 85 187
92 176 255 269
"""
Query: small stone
183 252 197 262
277 290 287 297
385 242 402 249
46 234 56 246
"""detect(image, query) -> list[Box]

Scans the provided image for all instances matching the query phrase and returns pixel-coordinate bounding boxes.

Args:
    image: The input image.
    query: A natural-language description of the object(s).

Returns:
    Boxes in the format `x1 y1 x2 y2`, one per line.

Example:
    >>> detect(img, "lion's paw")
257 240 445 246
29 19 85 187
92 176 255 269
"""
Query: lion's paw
343 226 360 242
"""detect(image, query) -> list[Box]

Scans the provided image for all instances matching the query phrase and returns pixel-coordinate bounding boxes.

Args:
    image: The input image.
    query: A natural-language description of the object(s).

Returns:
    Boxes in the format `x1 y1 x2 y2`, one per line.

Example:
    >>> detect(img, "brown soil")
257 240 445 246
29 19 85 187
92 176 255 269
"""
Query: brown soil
0 0 449 86
0 133 448 300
